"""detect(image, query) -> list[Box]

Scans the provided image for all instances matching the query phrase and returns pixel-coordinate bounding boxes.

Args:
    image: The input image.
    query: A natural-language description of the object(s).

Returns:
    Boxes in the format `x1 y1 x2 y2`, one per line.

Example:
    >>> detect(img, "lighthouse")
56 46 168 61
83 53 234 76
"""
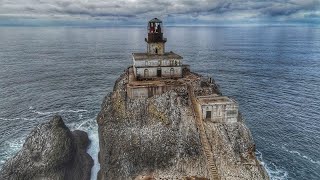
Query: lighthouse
132 18 183 80
145 17 166 55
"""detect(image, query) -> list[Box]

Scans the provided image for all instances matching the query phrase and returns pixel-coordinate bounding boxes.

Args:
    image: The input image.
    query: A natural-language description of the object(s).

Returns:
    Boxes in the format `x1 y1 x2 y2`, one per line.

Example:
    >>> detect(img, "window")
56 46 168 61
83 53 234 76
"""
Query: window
217 106 221 116
155 48 158 54
170 68 174 76
144 69 149 77
227 110 238 116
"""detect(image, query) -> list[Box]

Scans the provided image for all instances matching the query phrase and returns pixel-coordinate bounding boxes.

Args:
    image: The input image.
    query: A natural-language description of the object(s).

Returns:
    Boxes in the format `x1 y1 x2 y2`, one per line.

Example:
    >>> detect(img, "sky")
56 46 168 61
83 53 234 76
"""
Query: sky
0 0 319 26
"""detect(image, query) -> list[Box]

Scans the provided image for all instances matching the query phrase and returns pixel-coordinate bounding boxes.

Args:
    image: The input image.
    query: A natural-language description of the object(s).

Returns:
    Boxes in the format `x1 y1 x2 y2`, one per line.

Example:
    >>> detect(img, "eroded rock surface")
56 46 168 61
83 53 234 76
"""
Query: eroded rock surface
97 70 269 180
0 115 93 180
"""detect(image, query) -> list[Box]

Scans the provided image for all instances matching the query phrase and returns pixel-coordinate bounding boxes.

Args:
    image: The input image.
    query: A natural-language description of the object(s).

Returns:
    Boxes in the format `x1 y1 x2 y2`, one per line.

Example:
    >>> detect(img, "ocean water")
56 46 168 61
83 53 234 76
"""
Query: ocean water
0 25 319 180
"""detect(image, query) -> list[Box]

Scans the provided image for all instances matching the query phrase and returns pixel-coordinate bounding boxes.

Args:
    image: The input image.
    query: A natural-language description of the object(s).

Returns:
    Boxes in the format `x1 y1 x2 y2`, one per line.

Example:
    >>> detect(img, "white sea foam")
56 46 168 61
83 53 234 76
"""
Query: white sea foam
71 118 100 180
0 117 36 121
0 137 25 167
8 138 24 149
282 146 320 166
31 109 88 115
256 150 289 180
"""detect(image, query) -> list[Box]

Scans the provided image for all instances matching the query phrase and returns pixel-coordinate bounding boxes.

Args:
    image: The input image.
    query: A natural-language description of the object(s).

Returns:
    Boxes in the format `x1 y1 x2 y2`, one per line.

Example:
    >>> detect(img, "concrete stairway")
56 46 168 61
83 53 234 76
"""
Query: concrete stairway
187 84 221 180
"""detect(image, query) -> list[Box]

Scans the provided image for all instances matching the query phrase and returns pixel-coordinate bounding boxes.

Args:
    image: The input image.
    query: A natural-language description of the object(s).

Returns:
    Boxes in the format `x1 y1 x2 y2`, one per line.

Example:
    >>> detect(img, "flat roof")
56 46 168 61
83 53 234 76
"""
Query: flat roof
149 18 162 23
197 95 237 105
132 52 183 61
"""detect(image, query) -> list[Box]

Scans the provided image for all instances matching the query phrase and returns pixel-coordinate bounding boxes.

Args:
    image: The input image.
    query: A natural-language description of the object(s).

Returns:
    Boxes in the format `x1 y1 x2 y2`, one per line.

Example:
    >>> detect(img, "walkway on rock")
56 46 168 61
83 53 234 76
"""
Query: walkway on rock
187 84 221 180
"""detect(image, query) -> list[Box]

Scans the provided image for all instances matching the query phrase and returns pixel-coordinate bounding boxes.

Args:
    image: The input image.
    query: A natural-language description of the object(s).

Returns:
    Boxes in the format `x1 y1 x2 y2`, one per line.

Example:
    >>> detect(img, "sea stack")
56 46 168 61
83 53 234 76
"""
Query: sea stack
0 115 93 180
97 18 269 180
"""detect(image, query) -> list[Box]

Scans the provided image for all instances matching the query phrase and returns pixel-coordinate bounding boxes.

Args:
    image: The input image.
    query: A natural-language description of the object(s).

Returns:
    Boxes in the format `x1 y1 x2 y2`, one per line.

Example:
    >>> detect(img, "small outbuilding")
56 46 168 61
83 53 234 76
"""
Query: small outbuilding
197 95 239 123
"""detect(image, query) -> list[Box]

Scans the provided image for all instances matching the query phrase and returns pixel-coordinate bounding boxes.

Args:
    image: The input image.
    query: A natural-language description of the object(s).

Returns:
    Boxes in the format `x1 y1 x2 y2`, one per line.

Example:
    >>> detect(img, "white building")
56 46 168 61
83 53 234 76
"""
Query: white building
132 18 184 80
197 96 239 123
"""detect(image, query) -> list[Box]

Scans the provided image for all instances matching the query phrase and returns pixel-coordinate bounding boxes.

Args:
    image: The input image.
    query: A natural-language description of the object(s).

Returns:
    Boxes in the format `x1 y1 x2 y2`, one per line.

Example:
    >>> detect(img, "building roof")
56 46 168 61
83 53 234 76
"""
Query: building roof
149 18 162 23
197 95 238 105
132 52 183 61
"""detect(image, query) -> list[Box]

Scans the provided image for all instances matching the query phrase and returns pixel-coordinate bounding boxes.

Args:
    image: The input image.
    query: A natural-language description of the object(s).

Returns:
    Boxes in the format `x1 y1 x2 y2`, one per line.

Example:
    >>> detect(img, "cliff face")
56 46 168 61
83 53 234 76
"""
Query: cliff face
97 70 269 180
0 115 93 180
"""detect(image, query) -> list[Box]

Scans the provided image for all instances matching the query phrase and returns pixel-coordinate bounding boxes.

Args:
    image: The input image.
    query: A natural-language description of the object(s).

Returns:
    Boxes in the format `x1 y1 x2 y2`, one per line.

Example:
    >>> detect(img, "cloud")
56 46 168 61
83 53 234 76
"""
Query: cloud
0 0 319 24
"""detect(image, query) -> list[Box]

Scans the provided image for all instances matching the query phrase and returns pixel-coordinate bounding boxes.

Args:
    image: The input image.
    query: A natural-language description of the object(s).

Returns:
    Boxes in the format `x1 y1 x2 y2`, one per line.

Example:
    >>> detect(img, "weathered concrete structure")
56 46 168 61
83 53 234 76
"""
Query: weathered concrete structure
132 52 183 79
96 18 269 180
132 18 184 80
128 18 240 126
197 96 239 123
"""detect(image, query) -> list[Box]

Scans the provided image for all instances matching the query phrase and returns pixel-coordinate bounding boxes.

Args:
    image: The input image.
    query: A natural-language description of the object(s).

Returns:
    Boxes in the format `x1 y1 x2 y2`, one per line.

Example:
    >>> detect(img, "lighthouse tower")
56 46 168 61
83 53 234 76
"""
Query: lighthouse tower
132 18 183 80
145 18 166 55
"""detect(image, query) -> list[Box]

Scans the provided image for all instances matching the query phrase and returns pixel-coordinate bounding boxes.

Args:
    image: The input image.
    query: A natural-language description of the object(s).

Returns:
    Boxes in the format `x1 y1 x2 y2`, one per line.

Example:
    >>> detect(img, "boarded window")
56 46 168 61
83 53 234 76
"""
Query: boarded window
170 68 174 76
206 111 212 119
217 106 221 116
144 69 149 77
227 110 237 116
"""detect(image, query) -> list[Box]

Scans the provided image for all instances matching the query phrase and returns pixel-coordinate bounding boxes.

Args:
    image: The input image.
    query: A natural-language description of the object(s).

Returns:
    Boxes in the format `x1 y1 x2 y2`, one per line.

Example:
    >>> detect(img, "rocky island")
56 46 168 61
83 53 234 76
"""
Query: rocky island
97 18 269 180
0 115 93 180
0 18 269 180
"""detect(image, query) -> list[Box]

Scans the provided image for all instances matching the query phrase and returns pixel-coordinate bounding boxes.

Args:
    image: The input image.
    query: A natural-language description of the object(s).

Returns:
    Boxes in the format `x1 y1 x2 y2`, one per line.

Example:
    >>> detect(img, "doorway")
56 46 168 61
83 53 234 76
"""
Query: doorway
157 68 161 77
206 111 212 119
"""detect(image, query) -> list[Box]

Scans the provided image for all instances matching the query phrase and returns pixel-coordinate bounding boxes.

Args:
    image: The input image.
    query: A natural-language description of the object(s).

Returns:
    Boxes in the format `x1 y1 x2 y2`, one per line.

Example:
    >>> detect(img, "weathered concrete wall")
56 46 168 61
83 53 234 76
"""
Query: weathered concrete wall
127 84 186 98
128 86 149 98
134 58 182 67
147 42 165 54
201 104 238 123
136 66 182 78
161 66 182 77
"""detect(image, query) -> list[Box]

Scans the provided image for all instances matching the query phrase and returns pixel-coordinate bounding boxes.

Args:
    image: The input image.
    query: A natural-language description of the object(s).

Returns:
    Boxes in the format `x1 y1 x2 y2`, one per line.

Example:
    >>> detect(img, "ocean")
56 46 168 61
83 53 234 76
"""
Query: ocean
0 25 319 180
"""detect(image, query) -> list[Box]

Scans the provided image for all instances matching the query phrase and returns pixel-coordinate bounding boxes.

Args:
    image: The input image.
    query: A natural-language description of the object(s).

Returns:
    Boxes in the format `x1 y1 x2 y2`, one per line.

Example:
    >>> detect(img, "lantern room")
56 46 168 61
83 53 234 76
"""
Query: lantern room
148 18 163 33
146 18 167 44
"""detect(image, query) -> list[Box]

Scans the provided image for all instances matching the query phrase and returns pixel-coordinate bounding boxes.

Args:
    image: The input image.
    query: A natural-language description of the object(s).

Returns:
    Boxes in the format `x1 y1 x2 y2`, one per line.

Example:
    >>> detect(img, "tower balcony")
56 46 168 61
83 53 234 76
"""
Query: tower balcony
145 33 167 43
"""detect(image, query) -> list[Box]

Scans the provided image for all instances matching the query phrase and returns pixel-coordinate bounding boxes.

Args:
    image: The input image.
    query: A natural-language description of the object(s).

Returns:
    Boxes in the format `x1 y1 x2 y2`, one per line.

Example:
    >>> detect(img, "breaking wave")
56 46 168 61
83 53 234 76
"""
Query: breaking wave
71 119 100 180
256 150 289 180
0 137 25 167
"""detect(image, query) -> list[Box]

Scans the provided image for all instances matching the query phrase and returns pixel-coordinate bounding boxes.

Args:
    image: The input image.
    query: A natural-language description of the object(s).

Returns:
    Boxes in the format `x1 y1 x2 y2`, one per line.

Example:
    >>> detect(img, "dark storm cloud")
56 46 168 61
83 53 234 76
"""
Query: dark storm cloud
0 0 319 23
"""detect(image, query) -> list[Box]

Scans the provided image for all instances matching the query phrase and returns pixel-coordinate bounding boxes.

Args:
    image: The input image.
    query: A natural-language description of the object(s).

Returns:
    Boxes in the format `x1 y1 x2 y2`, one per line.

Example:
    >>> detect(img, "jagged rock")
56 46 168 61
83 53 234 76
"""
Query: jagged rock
97 70 269 180
0 115 93 180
